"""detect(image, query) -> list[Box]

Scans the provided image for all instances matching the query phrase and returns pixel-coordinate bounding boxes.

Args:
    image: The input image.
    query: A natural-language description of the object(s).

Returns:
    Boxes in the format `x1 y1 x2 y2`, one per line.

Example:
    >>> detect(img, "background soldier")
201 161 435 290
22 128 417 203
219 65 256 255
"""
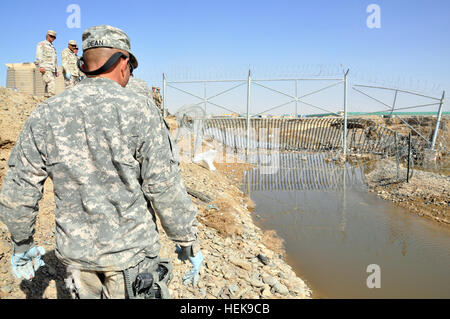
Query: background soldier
35 30 58 97
127 75 155 102
154 87 163 114
61 40 82 88
152 86 160 113
0 25 203 299
155 87 163 107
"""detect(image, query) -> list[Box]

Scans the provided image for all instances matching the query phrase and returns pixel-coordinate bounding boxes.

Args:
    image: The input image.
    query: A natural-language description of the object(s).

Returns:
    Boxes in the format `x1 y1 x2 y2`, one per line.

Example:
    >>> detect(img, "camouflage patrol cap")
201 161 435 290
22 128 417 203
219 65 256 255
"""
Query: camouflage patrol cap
68 40 77 46
81 25 138 69
47 30 57 37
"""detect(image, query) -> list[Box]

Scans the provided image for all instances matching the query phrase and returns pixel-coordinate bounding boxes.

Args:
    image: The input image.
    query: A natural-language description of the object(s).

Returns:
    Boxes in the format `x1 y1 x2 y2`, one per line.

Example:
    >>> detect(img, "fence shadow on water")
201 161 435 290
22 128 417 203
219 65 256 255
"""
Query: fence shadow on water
240 152 367 193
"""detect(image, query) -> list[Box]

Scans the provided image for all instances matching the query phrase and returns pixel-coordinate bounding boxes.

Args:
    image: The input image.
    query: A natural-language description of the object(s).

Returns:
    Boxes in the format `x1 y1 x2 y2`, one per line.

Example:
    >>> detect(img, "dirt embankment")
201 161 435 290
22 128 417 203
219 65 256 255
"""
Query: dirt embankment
364 115 450 167
363 157 450 225
349 115 450 225
0 87 311 299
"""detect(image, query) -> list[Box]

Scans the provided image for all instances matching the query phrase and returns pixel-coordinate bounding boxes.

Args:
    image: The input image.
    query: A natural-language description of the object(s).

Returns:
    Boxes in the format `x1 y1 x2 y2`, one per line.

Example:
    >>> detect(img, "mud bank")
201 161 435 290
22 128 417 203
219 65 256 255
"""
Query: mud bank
364 158 450 225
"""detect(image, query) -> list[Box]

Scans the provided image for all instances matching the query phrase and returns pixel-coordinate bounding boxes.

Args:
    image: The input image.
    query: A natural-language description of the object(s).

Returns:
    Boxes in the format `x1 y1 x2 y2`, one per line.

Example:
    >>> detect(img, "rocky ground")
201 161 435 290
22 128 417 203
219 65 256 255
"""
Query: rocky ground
0 87 311 299
363 157 450 225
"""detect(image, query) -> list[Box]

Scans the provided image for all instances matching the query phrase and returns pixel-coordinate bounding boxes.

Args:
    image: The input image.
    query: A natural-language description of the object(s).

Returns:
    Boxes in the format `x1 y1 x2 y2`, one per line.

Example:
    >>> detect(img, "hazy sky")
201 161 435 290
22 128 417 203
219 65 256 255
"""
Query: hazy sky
0 0 448 114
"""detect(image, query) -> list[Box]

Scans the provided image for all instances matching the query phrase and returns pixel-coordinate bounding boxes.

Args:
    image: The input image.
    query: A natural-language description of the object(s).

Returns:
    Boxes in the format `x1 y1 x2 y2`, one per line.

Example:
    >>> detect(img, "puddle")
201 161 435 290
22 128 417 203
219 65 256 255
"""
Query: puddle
242 152 450 298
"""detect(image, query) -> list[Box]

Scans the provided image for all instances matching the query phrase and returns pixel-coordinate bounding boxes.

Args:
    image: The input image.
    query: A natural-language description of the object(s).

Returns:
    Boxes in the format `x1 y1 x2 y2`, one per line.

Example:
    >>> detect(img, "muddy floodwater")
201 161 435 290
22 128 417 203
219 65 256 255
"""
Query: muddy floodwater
242 152 450 298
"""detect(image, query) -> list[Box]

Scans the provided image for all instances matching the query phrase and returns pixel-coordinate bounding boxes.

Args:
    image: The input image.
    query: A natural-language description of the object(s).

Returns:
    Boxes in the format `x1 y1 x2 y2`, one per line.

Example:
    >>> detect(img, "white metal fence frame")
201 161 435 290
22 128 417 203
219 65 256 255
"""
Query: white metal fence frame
351 84 445 150
163 74 246 116
163 71 346 117
162 70 445 156
163 70 350 155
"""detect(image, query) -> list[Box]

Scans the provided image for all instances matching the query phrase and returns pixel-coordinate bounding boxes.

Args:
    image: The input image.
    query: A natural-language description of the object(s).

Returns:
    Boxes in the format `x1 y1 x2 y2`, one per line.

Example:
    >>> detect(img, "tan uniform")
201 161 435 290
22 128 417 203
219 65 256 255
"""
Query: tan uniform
61 48 81 88
154 91 162 112
35 40 57 96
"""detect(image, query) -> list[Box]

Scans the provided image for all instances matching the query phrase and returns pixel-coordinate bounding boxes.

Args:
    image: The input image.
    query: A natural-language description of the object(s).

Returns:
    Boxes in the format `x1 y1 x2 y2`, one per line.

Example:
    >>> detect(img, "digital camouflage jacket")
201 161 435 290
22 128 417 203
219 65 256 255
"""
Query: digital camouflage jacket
0 77 199 271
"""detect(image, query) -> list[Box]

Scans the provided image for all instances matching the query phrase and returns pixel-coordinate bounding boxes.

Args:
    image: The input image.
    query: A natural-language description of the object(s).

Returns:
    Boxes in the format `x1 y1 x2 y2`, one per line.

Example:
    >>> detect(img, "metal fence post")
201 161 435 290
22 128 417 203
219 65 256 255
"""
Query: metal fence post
204 82 207 114
295 79 298 117
343 69 349 157
430 90 445 150
407 132 411 183
389 89 398 118
162 73 167 117
246 70 252 156
394 132 400 180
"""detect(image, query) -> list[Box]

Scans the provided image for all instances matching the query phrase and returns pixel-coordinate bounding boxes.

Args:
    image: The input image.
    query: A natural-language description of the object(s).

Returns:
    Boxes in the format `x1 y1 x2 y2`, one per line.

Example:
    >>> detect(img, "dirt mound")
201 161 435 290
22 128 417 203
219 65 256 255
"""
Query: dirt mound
0 88 47 186
0 87 47 142
380 115 450 155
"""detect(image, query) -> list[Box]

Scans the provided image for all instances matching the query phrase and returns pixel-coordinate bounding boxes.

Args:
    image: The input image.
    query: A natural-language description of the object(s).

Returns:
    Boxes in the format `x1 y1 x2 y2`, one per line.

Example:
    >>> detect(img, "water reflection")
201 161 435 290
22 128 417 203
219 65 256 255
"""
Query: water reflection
243 152 450 298
242 152 366 192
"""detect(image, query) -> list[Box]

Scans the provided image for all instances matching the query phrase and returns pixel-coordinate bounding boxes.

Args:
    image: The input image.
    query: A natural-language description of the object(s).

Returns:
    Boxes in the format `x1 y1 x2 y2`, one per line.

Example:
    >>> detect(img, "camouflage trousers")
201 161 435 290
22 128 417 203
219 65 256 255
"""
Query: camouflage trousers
42 70 56 97
64 256 163 299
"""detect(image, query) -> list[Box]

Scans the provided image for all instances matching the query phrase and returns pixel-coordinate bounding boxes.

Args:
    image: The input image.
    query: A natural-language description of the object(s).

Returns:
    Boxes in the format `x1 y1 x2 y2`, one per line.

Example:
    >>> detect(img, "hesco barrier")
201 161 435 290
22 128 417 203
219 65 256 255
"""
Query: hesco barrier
5 63 65 96
202 117 427 158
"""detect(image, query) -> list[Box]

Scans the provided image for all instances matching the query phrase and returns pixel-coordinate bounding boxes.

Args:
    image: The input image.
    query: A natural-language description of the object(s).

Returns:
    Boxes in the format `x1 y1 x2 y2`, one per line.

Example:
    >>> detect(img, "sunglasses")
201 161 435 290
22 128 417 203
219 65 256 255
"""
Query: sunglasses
124 56 134 75
116 52 134 75
49 35 56 39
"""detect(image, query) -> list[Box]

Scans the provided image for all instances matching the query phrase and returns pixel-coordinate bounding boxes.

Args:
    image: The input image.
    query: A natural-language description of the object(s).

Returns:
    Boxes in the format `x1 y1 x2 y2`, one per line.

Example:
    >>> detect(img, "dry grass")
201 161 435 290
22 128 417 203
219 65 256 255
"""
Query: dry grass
261 230 286 256
199 197 243 237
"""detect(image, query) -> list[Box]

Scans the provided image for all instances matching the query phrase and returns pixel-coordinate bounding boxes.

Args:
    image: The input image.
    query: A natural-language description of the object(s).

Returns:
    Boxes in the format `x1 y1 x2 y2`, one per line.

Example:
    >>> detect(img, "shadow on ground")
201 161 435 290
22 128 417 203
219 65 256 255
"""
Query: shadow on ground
19 250 72 299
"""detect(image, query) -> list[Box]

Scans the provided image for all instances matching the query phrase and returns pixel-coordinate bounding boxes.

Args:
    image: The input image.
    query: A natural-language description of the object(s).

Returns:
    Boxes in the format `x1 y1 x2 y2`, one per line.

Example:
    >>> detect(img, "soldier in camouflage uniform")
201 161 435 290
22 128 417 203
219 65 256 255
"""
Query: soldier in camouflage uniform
154 87 163 113
61 40 82 88
126 76 154 101
152 86 157 104
0 25 203 299
35 30 58 97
